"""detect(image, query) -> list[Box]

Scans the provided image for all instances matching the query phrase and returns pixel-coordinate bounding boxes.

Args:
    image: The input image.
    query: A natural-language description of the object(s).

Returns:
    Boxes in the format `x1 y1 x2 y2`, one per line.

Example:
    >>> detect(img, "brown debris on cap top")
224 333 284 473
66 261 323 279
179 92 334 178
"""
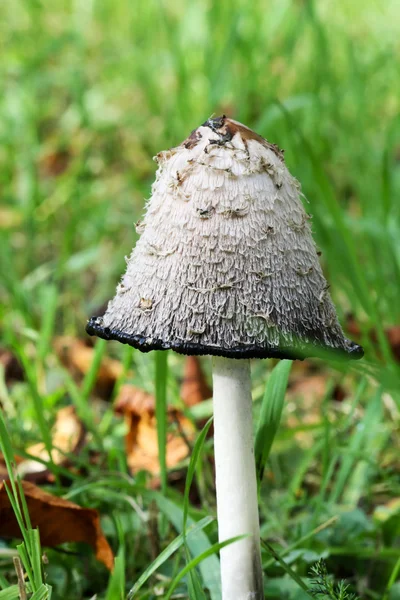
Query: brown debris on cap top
199 115 285 161
86 116 363 361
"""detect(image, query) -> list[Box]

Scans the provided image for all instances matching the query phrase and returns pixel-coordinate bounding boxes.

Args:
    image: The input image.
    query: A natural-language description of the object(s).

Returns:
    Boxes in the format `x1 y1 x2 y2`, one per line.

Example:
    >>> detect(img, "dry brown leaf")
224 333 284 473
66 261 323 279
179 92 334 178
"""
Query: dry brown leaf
18 406 85 480
0 480 114 570
114 385 155 417
180 356 212 407
129 412 192 474
115 384 194 475
55 336 128 396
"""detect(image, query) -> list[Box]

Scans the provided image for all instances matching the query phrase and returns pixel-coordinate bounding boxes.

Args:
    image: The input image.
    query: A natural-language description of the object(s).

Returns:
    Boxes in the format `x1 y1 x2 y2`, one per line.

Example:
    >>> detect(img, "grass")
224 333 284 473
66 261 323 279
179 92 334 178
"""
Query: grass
0 0 400 598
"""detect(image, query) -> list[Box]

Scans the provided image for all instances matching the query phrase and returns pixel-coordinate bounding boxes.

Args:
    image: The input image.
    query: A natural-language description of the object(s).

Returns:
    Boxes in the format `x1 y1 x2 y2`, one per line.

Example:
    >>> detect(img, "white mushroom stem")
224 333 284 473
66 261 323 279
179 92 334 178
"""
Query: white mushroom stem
212 356 264 600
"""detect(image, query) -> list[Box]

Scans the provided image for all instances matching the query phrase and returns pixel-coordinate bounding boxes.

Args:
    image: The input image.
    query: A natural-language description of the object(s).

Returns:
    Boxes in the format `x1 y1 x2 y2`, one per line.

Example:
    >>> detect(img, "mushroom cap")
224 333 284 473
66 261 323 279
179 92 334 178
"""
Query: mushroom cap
87 116 363 361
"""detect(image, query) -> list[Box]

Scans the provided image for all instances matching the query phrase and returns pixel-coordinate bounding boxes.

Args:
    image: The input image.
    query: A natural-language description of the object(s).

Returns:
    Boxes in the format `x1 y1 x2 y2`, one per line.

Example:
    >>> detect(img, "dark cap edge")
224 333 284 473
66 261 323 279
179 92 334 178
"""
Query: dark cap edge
86 318 364 362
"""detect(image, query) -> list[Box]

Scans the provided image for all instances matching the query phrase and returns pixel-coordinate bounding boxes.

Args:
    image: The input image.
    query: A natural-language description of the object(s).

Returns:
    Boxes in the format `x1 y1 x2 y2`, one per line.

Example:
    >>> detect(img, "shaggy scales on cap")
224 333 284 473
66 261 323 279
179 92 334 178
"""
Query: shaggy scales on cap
87 116 363 361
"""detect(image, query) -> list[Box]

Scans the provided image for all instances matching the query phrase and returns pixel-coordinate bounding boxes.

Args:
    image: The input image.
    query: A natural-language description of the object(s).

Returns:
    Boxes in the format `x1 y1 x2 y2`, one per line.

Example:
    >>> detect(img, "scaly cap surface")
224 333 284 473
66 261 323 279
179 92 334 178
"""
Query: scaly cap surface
87 116 363 360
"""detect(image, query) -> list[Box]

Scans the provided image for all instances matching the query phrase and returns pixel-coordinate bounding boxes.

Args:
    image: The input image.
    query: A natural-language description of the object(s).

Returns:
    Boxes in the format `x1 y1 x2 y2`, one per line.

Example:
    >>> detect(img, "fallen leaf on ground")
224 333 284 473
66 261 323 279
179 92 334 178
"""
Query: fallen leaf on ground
0 480 114 570
115 384 194 475
55 336 129 396
18 406 85 481
180 356 212 406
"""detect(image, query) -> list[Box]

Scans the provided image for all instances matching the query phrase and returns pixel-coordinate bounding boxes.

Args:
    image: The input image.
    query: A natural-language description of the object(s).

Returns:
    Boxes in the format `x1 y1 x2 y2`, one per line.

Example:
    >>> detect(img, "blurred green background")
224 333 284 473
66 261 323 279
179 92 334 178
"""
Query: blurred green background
1 1 400 599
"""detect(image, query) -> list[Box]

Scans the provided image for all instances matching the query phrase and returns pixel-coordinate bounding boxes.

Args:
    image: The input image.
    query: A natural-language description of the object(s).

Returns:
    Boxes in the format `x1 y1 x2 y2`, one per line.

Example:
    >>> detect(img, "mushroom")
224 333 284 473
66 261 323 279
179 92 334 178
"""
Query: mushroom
86 116 363 599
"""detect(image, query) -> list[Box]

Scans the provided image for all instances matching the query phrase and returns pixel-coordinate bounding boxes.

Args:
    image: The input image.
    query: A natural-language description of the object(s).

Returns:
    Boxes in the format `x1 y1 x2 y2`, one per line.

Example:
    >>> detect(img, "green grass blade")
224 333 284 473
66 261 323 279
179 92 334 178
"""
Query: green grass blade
0 574 10 591
17 478 33 532
106 552 125 600
261 539 313 597
29 584 51 600
0 411 22 510
36 284 58 363
30 529 43 591
183 416 213 535
165 535 248 600
16 543 36 593
11 345 55 475
182 416 213 598
4 481 31 553
263 516 338 569
155 351 168 498
382 556 400 600
330 387 382 505
255 360 292 486
81 338 107 400
149 494 221 600
128 515 214 597
0 586 22 600
185 544 207 600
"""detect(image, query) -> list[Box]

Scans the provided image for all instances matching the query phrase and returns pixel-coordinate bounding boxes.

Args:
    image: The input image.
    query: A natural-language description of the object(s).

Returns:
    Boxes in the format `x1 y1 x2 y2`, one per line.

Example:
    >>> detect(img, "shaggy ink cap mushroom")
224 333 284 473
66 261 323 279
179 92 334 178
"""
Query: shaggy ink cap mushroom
87 116 363 361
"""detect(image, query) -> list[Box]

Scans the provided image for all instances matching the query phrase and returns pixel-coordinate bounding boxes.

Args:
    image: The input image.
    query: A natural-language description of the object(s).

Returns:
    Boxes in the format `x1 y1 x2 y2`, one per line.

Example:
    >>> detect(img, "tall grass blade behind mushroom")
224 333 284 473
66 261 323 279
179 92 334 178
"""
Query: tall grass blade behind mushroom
255 360 292 488
128 516 214 597
164 534 247 600
154 351 168 511
185 547 208 600
182 417 213 535
330 387 385 507
0 332 60 488
182 418 213 599
149 494 222 599
261 538 312 597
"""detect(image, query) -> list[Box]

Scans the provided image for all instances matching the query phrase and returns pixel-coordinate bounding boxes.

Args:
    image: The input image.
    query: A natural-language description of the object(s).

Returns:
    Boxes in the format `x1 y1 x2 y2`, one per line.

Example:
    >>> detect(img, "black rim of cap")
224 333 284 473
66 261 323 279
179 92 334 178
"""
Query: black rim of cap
86 317 364 361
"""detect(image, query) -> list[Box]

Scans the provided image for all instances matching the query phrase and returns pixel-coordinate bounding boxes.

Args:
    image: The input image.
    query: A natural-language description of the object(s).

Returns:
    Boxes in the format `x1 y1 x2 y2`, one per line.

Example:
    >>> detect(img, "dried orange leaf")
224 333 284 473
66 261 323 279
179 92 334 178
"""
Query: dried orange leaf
18 406 85 479
114 384 155 417
55 336 128 395
0 480 114 570
114 384 194 475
